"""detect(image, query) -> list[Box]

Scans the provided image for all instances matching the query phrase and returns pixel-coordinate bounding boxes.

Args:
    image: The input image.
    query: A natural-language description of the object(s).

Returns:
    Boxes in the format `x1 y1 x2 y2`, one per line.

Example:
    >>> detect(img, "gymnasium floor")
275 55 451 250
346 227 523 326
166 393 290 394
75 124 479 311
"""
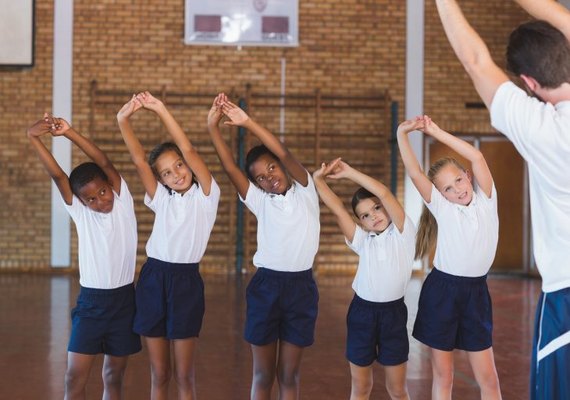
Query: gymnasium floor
0 272 540 399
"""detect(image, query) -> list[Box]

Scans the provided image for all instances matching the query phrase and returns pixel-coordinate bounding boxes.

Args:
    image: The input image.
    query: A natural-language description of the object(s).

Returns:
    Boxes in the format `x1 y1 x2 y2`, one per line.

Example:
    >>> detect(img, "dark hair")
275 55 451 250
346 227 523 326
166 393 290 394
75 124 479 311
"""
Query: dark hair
148 142 183 178
351 187 379 217
245 144 279 182
69 162 109 197
147 142 197 191
506 20 570 88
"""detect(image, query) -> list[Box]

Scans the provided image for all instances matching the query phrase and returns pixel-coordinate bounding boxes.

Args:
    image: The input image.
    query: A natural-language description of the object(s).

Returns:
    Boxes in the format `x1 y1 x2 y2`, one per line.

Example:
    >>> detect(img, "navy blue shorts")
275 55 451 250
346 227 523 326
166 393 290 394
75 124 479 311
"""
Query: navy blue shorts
530 287 570 400
412 268 492 352
134 258 205 339
68 283 141 356
244 267 319 347
346 294 409 367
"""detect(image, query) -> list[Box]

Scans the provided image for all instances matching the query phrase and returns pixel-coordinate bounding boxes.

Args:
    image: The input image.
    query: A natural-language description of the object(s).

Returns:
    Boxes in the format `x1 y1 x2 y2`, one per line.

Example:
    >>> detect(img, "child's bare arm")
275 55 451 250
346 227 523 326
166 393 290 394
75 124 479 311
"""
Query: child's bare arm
514 0 570 41
27 116 73 204
330 160 406 233
435 0 509 108
396 118 433 203
220 100 308 186
117 95 158 198
137 91 213 195
50 117 121 194
313 159 357 241
422 116 493 197
208 94 250 198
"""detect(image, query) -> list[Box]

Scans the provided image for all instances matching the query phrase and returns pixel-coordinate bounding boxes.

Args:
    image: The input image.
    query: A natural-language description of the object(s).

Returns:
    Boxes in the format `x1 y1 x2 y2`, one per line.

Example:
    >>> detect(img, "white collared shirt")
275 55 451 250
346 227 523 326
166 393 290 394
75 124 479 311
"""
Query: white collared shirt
240 172 320 272
346 217 416 302
65 177 138 289
426 184 498 277
145 179 220 264
491 81 570 292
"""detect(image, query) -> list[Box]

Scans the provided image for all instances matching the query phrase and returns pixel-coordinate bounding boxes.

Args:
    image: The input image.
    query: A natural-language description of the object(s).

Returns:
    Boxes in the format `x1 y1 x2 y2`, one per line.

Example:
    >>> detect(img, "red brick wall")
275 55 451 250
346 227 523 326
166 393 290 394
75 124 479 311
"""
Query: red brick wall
0 0 529 272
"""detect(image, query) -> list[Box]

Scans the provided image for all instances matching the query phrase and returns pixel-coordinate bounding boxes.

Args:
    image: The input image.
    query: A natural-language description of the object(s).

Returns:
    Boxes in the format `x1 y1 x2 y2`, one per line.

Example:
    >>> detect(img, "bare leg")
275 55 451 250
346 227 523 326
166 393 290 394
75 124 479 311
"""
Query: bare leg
276 341 304 400
384 362 409 400
146 336 172 400
349 362 373 400
65 352 97 400
431 348 454 400
173 337 199 400
102 354 128 400
250 342 278 400
467 347 502 400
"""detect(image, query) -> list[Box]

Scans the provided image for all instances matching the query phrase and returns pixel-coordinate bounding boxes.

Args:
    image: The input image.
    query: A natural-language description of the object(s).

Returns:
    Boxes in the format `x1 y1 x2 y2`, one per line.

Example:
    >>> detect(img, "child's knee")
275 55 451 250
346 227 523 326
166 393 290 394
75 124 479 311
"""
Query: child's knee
151 366 172 387
351 376 373 398
385 383 409 400
253 368 276 389
65 368 89 392
277 369 300 389
102 364 126 387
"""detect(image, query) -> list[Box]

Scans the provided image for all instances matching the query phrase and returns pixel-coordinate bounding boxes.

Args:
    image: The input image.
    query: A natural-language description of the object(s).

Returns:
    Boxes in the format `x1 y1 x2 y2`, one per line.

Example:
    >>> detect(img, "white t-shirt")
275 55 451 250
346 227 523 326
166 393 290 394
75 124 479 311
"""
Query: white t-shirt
144 179 220 264
491 81 570 292
426 184 499 277
345 217 416 302
240 172 320 272
65 178 138 289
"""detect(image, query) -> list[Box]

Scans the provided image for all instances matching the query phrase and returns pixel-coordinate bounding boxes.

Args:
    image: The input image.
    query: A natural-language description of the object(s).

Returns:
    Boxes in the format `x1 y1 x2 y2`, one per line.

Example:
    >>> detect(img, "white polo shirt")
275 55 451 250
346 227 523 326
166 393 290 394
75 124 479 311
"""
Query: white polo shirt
491 81 570 292
65 177 138 289
345 217 416 303
144 179 220 264
426 184 498 277
240 172 320 272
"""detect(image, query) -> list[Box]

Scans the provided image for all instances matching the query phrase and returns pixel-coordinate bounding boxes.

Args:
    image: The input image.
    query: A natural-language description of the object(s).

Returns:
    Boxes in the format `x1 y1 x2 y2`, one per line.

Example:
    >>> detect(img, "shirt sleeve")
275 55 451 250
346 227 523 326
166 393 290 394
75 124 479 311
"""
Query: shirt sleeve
424 184 446 218
144 182 167 212
239 181 262 215
345 224 365 255
199 177 221 215
490 81 550 162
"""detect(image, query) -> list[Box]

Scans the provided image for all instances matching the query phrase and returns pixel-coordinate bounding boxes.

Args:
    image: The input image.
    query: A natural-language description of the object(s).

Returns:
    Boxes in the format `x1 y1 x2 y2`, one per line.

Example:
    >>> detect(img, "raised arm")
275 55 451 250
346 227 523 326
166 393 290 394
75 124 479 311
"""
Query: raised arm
313 159 357 241
514 0 570 40
396 118 434 203
422 116 493 197
137 91 213 195
207 94 250 198
117 95 159 198
27 116 73 204
435 0 509 108
220 99 308 186
328 159 405 232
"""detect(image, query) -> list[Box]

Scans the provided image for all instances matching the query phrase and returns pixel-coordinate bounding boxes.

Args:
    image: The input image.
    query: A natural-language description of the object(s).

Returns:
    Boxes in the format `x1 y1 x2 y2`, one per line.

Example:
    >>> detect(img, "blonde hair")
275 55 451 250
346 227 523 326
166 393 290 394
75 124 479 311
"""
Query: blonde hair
415 157 466 260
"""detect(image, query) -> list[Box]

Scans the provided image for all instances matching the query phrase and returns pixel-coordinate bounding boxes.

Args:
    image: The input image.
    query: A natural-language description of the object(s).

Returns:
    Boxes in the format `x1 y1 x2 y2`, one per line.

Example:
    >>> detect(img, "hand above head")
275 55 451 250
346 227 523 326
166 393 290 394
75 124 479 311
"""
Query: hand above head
314 157 344 180
220 100 250 126
27 115 52 138
45 113 72 136
207 93 227 129
136 91 165 113
397 116 425 136
419 115 443 138
117 95 143 121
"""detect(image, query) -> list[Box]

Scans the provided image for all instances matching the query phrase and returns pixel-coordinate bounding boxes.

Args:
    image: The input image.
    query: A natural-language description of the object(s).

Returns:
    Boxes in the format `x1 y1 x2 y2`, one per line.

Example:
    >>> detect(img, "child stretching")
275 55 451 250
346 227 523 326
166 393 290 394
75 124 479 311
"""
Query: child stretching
207 93 320 400
117 91 220 399
313 158 414 400
27 114 141 400
397 115 501 400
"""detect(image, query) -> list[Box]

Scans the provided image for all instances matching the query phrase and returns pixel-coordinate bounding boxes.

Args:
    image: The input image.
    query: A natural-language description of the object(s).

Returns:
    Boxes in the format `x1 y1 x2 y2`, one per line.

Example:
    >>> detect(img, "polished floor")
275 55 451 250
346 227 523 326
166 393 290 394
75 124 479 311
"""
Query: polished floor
0 272 540 399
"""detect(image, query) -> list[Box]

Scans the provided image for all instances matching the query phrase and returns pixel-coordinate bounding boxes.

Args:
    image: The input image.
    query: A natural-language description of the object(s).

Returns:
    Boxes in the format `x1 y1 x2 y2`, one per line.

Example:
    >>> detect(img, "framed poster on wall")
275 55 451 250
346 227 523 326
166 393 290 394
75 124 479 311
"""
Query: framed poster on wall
185 0 298 46
0 0 35 66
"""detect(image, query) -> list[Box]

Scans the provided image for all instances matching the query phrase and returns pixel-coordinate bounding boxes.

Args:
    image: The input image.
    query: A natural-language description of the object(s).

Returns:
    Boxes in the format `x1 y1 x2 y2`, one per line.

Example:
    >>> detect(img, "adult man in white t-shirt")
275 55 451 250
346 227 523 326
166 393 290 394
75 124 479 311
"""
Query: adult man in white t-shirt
434 0 570 398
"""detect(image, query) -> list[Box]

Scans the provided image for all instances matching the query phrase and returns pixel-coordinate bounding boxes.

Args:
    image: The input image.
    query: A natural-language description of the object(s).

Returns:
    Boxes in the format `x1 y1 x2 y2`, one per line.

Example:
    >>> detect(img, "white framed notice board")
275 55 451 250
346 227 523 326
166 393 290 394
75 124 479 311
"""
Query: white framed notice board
185 0 298 47
0 0 35 66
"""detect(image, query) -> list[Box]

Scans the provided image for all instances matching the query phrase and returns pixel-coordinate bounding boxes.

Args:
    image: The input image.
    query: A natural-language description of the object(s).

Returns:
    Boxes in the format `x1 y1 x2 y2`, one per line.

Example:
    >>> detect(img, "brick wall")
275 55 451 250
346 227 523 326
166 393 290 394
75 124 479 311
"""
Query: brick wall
0 0 529 273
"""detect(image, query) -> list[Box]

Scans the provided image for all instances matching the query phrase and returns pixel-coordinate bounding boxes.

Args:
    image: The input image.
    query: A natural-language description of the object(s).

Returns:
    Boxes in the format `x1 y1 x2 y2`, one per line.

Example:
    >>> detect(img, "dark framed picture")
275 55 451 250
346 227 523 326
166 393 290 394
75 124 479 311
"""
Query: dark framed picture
0 0 35 67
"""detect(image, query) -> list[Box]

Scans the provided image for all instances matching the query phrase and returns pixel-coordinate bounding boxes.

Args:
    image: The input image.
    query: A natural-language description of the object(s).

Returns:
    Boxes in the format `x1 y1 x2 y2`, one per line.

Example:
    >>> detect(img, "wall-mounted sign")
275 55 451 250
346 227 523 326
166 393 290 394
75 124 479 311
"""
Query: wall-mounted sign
185 0 298 47
0 0 34 66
